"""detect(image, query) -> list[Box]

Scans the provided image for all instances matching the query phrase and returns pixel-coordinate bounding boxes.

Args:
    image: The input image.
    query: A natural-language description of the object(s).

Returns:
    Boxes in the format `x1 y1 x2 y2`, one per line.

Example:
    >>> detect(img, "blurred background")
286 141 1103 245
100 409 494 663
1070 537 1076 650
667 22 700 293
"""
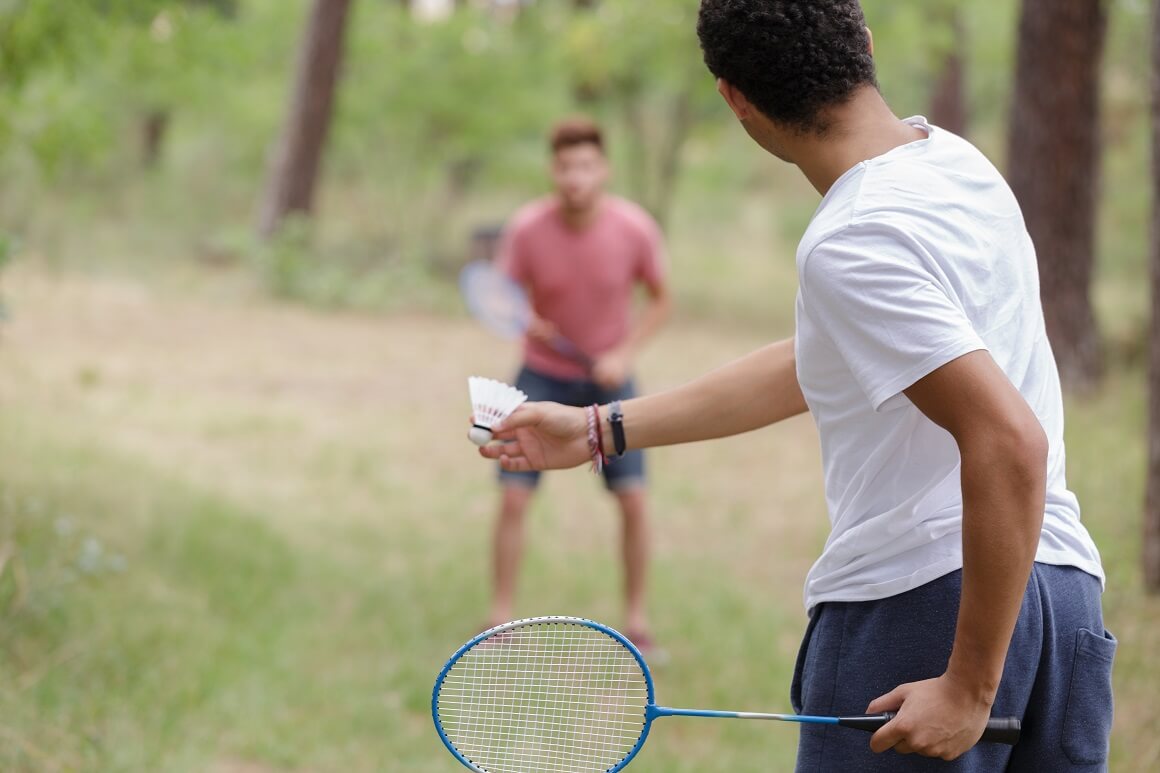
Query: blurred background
0 0 1157 770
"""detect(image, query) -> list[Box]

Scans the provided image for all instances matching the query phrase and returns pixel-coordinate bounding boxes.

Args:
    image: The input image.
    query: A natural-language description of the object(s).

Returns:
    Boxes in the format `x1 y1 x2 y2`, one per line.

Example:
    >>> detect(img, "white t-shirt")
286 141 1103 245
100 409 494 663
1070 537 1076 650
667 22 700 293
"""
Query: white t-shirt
795 116 1105 613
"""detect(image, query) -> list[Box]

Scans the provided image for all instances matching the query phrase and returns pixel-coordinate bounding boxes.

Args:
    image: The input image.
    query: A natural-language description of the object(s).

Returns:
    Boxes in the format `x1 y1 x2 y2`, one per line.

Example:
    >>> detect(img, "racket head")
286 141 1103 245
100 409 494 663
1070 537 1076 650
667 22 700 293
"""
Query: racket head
458 260 532 340
432 616 656 773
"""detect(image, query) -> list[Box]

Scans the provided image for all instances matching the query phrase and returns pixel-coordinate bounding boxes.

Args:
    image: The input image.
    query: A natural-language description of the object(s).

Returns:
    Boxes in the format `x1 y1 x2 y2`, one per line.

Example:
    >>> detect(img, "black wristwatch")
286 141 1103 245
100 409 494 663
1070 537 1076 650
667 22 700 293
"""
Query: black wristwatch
608 400 627 459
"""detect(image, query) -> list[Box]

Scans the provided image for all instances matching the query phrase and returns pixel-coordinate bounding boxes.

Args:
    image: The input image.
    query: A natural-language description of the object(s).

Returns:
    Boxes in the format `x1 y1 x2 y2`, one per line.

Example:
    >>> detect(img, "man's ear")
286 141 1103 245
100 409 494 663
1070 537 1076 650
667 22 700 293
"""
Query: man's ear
717 78 753 120
866 27 874 56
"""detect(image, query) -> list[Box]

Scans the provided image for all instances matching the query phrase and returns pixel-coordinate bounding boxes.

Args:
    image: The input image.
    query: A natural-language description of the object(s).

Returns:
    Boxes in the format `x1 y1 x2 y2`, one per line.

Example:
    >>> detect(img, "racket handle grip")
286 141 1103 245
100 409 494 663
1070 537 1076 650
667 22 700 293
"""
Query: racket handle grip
978 716 1022 745
839 713 1022 745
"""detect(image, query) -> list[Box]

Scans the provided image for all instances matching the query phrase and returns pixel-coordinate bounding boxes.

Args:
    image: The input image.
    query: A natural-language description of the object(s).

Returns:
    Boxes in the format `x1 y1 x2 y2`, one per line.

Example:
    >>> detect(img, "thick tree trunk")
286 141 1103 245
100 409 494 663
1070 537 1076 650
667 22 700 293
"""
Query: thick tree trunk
258 0 352 240
929 10 968 137
1145 0 1160 594
1007 0 1107 393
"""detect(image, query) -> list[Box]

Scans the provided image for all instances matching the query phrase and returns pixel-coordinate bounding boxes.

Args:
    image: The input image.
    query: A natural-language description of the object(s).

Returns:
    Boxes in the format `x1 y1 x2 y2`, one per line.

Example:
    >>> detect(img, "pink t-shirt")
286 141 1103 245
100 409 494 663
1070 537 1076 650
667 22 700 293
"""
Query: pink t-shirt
497 195 667 380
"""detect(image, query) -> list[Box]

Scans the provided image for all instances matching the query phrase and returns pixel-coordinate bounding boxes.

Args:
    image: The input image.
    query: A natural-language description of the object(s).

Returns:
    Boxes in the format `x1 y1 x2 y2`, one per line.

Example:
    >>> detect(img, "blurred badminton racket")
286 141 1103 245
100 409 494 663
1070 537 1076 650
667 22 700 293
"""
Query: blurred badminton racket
458 260 592 369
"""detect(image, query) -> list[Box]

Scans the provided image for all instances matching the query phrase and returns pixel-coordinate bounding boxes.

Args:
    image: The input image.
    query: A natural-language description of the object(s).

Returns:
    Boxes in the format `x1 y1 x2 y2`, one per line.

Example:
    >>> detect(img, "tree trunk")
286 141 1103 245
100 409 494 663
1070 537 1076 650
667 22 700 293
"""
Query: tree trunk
258 0 352 240
651 87 695 230
929 10 968 137
140 109 170 169
618 81 652 214
1007 0 1107 393
1145 0 1160 594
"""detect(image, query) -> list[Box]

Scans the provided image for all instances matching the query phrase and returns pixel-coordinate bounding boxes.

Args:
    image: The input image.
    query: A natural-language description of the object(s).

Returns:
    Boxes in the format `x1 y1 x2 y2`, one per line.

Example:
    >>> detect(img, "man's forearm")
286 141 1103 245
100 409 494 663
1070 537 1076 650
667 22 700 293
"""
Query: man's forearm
948 426 1047 700
620 293 672 357
599 337 808 452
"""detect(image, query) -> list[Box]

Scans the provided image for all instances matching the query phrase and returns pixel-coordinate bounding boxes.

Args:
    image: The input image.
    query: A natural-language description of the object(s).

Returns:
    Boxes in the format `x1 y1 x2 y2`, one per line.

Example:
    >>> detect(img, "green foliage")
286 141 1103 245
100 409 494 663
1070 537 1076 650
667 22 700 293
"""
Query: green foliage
0 0 96 90
0 0 241 183
558 0 720 220
0 0 1150 327
861 0 1020 128
343 4 568 170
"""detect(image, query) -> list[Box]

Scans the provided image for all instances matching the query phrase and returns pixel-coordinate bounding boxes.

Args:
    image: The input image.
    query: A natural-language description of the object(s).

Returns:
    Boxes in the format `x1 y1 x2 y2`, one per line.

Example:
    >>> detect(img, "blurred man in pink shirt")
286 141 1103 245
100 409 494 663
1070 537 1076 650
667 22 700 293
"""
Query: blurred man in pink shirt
488 118 672 652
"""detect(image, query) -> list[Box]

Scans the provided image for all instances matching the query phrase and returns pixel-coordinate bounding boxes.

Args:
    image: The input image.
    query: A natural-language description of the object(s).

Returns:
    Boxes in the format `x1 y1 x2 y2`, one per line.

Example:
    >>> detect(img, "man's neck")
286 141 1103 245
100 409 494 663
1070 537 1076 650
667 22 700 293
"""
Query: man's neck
557 195 604 230
788 88 927 196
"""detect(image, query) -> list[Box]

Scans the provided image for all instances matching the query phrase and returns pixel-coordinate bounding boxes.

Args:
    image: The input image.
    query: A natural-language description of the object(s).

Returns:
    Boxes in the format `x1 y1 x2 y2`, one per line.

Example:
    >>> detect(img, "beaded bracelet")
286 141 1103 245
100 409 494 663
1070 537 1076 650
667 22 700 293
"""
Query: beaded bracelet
585 404 605 474
592 403 608 466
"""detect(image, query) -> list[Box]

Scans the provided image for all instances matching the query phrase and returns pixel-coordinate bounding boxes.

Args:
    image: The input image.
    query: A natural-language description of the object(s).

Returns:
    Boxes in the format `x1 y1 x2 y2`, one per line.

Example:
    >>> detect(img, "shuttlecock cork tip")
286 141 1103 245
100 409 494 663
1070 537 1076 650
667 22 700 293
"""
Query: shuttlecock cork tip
468 425 493 446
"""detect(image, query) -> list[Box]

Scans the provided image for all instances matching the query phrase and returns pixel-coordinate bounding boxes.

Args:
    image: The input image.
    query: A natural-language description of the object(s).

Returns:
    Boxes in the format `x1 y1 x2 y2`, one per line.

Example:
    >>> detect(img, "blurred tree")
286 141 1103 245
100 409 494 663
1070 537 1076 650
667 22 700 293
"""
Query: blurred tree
863 1 969 124
134 1 239 168
259 0 353 240
1146 0 1160 594
0 1 237 178
1007 0 1108 393
188 0 236 17
130 7 221 169
0 0 100 91
563 0 718 227
337 3 570 261
928 6 968 136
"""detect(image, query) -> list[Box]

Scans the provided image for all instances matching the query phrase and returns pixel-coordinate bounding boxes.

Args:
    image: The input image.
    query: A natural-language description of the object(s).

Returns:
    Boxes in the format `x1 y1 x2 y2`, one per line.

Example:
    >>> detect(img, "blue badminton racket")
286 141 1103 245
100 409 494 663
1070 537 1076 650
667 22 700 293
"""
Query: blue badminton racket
432 616 1021 773
458 260 593 369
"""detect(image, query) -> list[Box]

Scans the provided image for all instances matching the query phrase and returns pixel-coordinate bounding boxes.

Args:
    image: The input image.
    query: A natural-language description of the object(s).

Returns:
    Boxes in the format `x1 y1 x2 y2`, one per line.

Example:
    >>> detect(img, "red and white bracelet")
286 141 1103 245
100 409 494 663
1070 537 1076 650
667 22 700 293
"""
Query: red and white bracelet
585 404 607 474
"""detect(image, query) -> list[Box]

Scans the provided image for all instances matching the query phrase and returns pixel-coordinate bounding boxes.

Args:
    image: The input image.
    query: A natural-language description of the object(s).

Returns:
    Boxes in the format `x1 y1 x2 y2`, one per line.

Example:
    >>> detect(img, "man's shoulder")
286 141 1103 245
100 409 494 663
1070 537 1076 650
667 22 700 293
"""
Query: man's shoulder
797 170 867 269
506 197 558 236
603 196 662 236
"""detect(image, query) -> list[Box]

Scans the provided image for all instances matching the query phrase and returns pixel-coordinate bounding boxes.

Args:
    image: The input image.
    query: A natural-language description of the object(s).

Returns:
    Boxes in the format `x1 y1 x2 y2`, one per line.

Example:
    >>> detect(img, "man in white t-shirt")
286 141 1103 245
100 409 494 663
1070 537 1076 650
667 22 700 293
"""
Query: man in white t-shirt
478 1 1114 770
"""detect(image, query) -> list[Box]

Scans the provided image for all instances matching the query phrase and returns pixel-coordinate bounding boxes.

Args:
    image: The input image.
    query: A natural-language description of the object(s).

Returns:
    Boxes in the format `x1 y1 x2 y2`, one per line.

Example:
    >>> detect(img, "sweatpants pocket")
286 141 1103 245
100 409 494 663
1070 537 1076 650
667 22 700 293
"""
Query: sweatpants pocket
1062 627 1116 765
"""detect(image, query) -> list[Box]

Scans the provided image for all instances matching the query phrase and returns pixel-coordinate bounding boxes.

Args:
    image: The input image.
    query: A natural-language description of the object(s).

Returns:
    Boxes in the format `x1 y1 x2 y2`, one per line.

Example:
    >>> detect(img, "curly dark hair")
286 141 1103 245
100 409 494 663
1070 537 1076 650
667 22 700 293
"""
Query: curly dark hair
697 0 878 134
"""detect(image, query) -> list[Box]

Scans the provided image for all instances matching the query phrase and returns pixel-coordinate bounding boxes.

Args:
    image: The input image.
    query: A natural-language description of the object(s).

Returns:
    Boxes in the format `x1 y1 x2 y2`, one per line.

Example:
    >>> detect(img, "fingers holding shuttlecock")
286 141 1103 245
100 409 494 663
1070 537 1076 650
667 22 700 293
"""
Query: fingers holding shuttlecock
467 377 528 446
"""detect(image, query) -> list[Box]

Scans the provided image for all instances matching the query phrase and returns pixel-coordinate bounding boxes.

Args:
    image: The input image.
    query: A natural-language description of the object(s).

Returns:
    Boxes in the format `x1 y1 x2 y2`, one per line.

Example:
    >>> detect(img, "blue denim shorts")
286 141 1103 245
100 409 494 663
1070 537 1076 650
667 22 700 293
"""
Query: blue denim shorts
498 365 645 492
791 563 1114 772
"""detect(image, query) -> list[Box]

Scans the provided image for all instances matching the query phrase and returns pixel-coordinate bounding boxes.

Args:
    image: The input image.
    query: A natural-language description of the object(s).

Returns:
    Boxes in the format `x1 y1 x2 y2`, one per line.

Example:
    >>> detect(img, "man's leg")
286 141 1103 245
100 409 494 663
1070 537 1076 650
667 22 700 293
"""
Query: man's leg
488 483 536 628
612 486 651 639
487 366 558 628
1002 564 1113 772
596 376 654 646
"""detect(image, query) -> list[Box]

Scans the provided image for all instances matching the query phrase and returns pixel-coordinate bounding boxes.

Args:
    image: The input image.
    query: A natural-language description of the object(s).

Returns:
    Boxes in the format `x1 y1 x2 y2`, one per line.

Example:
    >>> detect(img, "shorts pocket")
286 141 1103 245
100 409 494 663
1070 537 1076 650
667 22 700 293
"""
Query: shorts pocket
1062 627 1117 765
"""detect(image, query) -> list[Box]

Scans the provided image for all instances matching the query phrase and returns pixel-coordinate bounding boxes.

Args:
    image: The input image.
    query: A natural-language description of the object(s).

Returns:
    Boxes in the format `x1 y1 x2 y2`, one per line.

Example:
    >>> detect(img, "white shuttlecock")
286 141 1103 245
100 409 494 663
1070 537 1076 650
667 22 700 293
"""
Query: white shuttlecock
468 377 528 446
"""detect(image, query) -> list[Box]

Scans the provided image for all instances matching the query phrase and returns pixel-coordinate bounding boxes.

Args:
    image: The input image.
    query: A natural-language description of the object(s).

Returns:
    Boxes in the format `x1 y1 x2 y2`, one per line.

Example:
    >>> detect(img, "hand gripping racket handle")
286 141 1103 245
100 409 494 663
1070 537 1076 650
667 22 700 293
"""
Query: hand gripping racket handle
549 334 594 370
837 713 1021 745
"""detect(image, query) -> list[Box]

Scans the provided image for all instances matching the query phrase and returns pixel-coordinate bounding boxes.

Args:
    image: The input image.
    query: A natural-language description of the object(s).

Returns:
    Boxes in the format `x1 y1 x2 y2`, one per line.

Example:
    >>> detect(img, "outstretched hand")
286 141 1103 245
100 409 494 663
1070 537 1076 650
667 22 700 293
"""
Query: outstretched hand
474 402 591 471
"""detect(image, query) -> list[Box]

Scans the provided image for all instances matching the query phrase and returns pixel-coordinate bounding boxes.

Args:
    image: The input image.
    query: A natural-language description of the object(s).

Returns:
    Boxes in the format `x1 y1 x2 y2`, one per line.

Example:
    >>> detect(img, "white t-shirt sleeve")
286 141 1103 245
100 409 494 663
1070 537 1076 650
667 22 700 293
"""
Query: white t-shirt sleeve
800 222 987 411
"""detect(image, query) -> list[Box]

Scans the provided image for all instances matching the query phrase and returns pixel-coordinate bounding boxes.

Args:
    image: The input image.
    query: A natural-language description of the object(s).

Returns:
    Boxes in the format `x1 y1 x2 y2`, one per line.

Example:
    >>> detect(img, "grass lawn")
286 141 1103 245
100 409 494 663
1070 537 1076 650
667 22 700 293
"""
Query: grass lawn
1 266 1157 771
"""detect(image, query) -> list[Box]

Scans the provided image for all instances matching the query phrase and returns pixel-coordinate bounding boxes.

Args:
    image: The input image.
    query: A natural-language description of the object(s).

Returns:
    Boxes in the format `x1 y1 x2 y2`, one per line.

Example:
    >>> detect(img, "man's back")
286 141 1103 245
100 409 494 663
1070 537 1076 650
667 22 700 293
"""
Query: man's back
794 117 1104 611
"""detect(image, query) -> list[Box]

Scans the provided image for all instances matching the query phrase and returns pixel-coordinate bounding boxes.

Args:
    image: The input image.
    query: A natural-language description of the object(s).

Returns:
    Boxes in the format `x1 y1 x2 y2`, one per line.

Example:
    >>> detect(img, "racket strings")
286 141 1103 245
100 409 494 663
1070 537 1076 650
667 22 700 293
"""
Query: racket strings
461 262 532 339
436 623 648 773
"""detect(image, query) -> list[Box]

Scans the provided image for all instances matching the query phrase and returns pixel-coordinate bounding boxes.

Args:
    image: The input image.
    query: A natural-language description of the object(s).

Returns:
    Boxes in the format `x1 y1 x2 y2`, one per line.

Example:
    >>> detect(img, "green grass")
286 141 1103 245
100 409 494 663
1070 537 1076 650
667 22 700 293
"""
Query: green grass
1 266 1157 771
1 0 1156 766
0 416 806 771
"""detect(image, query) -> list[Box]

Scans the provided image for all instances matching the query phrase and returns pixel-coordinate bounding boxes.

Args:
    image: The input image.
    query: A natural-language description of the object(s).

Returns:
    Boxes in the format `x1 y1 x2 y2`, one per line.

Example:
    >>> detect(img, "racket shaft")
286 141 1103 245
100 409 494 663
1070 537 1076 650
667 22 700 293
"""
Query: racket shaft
653 708 1020 745
550 334 593 367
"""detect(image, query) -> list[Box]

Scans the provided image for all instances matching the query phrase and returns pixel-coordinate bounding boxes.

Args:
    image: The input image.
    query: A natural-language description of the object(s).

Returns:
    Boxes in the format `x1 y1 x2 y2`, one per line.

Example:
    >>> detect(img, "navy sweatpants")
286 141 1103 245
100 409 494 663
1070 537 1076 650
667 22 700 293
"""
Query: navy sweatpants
791 563 1115 772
